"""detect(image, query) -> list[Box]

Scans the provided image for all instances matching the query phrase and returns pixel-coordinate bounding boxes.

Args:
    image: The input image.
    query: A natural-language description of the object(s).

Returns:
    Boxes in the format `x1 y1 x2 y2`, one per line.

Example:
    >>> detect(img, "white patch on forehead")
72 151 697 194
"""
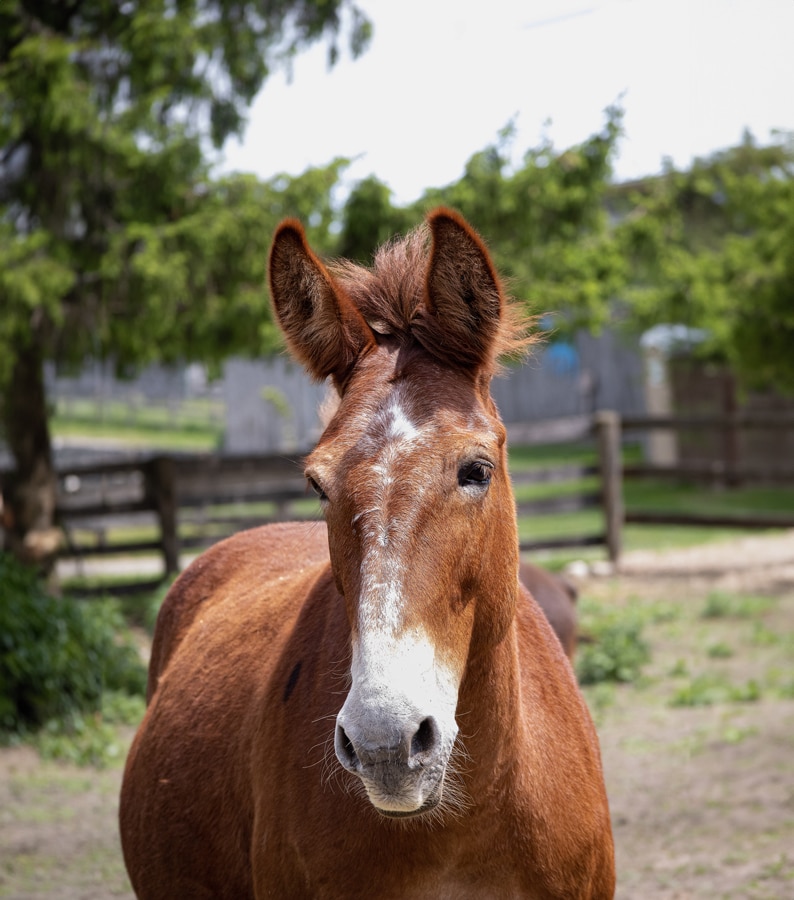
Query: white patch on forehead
349 390 430 637
371 385 426 446
346 383 493 647
386 396 421 442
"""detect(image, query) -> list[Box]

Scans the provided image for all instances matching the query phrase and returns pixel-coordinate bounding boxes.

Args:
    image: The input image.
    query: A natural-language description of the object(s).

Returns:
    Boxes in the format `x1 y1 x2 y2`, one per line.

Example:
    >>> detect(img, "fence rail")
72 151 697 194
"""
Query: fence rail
50 452 312 592
620 412 794 530
3 411 792 596
25 417 620 594
622 413 794 430
623 462 794 485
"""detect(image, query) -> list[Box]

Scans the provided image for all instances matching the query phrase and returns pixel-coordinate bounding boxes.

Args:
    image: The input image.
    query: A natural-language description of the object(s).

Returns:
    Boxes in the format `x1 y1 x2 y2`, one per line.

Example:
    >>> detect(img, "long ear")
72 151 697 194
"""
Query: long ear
413 208 503 370
268 220 375 385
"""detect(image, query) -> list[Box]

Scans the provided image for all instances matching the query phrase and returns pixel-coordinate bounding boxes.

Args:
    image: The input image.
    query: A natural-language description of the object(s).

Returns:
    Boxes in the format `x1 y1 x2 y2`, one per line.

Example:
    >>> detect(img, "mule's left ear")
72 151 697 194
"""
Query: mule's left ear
418 208 503 369
268 220 374 385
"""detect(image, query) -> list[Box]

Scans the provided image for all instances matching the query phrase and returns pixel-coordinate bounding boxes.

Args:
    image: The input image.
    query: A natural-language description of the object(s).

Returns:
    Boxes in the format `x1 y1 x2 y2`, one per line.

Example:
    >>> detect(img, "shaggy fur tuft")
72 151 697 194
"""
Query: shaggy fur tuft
329 221 538 376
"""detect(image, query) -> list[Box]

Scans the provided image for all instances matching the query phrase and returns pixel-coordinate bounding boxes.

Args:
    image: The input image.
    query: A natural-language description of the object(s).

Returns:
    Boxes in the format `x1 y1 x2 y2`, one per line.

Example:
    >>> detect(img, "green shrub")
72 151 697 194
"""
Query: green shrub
669 673 729 707
0 553 147 734
701 591 773 620
576 606 651 685
35 691 146 767
119 580 171 634
670 673 762 707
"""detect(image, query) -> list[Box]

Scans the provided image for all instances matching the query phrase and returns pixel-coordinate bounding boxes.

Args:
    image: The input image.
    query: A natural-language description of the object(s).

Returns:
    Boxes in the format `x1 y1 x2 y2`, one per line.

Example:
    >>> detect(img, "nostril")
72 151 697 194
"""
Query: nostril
410 716 440 760
334 722 360 772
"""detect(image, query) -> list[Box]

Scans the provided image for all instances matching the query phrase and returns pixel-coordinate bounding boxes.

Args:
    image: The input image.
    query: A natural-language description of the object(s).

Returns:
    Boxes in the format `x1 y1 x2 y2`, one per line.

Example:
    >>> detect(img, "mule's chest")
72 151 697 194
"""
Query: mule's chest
259 834 544 900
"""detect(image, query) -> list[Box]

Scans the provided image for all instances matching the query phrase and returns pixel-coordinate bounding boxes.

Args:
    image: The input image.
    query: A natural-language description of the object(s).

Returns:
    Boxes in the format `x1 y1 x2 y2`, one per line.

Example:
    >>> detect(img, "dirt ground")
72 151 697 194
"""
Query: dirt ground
590 531 794 899
1 531 793 899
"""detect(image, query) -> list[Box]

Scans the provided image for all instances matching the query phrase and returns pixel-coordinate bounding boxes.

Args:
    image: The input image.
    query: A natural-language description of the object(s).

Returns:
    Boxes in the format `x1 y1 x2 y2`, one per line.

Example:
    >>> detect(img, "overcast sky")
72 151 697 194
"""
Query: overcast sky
220 0 794 203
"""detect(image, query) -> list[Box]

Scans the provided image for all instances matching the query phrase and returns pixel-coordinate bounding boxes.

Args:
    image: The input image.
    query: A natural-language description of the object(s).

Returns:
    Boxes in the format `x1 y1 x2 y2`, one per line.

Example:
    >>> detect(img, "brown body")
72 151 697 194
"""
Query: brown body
120 209 614 898
519 561 578 660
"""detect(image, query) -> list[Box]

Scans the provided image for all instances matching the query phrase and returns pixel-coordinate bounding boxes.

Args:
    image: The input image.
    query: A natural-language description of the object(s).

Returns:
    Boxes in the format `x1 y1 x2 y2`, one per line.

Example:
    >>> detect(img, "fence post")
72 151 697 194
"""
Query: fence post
594 410 623 564
145 455 180 576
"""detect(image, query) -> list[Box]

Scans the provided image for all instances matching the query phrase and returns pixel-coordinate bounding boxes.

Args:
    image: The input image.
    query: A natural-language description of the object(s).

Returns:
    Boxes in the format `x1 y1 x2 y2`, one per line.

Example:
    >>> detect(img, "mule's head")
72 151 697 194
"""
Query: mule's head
268 209 531 818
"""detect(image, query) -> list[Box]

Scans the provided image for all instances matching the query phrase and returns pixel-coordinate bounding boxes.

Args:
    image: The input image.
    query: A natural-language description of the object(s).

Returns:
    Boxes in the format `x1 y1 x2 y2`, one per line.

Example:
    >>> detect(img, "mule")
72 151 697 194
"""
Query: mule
120 208 615 899
519 561 579 660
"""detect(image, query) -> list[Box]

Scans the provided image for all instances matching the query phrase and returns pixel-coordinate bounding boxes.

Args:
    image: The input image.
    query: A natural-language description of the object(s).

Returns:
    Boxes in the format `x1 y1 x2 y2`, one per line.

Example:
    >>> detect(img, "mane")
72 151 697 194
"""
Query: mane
329 224 538 373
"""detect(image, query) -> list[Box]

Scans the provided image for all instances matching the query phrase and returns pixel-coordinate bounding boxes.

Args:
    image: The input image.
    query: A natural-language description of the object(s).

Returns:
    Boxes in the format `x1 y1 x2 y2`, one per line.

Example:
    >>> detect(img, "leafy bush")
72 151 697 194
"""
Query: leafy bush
576 605 651 685
701 591 773 620
35 691 146 767
669 673 762 707
0 553 147 734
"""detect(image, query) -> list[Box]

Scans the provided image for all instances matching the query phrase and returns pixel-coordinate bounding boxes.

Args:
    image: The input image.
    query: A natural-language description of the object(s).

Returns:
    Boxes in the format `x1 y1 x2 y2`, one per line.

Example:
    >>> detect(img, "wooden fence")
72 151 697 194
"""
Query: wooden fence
4 414 618 595
50 452 311 593
3 411 792 596
513 411 622 560
621 413 794 530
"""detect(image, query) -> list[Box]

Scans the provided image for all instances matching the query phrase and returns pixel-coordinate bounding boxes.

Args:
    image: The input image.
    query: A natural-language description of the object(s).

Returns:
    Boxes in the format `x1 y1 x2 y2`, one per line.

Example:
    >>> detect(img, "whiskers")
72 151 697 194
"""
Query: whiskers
310 721 371 808
304 654 351 792
303 715 473 832
362 736 473 834
301 647 472 833
416 735 473 830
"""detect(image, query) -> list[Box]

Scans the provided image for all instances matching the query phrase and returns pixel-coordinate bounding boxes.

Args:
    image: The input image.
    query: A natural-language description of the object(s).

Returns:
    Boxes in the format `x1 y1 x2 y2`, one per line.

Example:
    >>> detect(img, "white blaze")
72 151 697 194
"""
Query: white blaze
348 625 460 729
356 394 427 634
342 393 460 787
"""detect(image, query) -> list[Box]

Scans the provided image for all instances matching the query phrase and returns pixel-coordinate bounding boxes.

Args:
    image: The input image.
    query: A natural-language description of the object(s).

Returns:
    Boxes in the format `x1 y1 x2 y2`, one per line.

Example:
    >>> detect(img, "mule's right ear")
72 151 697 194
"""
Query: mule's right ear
268 221 375 385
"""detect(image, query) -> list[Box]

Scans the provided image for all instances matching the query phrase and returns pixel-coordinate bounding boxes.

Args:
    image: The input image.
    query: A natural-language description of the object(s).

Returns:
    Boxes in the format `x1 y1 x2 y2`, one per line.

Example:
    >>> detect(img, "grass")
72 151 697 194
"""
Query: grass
54 396 223 430
625 480 794 518
44 421 793 590
52 397 223 451
575 599 651 685
0 752 134 897
53 417 222 451
5 534 794 899
701 591 775 620
508 439 794 565
578 583 794 733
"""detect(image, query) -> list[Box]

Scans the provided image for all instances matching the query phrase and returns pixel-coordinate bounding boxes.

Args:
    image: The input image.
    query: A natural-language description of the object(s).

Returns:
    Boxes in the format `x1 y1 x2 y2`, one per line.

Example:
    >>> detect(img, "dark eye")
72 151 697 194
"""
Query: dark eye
306 476 328 502
458 460 494 489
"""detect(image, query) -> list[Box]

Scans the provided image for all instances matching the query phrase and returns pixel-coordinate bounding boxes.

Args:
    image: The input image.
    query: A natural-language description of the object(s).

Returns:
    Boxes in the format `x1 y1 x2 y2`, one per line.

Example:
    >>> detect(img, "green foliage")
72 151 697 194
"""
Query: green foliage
0 553 146 734
0 226 75 386
707 641 734 659
670 673 762 708
576 602 651 685
417 107 627 335
95 161 351 373
615 131 794 393
701 591 773 620
118 581 172 634
34 692 146 768
0 0 369 447
777 678 794 700
337 176 415 262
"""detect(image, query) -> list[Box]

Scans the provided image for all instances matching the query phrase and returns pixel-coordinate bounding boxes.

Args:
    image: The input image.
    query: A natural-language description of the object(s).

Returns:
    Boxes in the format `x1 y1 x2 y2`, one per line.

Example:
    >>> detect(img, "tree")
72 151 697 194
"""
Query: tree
336 175 413 263
615 132 794 393
333 109 628 342
0 0 370 566
418 108 627 336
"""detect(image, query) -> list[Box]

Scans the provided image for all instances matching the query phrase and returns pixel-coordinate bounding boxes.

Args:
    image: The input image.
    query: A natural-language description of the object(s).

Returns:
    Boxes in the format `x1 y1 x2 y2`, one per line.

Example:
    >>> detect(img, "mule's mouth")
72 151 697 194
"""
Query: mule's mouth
366 774 444 819
375 793 440 819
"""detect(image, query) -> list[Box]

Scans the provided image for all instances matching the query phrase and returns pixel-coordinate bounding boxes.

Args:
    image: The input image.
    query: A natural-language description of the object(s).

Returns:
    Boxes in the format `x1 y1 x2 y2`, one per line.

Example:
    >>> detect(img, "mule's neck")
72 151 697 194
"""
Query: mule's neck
456 581 528 772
